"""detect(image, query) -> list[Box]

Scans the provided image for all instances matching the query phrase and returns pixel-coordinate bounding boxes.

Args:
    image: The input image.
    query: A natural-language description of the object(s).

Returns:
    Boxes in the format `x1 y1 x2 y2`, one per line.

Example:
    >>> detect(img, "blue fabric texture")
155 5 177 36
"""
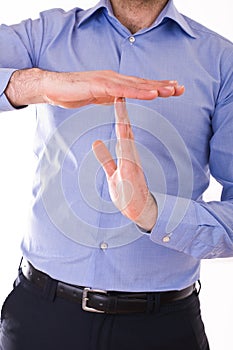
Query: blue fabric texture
0 0 233 291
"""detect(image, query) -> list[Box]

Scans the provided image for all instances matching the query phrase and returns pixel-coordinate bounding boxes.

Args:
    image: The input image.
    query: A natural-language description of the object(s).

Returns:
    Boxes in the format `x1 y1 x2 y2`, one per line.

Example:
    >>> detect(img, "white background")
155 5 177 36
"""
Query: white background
0 1 232 349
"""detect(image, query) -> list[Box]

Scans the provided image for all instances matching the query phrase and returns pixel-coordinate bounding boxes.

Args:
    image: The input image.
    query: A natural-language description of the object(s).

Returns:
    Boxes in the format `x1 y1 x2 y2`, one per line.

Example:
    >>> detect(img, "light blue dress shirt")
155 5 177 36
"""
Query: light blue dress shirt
0 0 233 291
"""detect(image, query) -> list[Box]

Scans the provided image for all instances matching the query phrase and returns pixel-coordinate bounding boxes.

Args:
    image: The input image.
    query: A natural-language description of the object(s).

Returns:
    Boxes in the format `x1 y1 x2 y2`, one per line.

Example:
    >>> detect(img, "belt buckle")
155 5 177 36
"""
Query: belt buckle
82 287 107 313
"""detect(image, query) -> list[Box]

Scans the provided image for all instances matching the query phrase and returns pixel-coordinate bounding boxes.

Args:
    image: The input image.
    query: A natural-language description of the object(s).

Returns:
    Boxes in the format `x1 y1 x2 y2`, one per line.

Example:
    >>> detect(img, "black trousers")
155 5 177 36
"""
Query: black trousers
0 272 210 350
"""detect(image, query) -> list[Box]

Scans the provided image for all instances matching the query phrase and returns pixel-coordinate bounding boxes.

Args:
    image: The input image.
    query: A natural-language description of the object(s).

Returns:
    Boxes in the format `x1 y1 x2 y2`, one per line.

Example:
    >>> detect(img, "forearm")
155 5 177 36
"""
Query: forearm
4 68 47 108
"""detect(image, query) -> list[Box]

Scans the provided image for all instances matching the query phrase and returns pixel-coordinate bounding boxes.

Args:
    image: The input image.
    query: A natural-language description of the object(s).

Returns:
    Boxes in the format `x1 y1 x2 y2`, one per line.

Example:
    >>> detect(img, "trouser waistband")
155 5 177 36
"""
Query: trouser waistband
20 259 196 314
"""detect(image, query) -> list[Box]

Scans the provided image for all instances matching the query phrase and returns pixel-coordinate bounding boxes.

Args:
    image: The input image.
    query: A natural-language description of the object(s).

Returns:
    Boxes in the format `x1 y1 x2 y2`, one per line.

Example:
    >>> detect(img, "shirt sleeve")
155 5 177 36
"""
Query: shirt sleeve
150 51 233 260
0 68 18 111
0 16 44 112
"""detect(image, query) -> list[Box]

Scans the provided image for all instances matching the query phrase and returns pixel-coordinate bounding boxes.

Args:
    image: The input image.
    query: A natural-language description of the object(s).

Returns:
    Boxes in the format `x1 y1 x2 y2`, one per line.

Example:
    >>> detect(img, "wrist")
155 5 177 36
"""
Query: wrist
134 192 158 232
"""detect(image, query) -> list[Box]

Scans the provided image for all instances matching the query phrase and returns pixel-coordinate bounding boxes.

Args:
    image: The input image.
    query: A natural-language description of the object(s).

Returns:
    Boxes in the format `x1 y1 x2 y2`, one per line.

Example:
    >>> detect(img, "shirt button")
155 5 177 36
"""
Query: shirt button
162 236 170 243
129 36 136 44
100 242 108 250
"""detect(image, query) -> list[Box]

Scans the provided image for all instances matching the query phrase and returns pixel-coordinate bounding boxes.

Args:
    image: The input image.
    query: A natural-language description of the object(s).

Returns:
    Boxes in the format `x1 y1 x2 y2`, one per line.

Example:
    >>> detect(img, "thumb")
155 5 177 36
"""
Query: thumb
92 140 117 177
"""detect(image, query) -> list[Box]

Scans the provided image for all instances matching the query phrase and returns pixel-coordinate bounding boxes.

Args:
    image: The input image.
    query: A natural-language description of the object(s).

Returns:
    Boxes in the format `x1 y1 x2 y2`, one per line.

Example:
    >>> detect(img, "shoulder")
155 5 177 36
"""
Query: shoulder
39 7 82 25
183 14 233 47
182 14 233 69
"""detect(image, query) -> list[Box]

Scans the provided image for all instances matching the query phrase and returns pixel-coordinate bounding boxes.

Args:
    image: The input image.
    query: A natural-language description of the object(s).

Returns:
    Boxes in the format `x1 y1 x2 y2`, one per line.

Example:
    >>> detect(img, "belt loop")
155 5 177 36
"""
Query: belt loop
13 257 24 288
18 257 23 271
153 293 160 313
146 293 154 313
42 277 58 301
195 280 201 295
146 293 160 313
108 295 118 314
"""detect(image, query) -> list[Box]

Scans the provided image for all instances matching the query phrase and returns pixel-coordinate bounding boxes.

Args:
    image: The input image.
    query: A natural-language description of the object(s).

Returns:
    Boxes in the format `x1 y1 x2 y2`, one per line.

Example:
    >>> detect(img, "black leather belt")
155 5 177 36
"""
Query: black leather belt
21 259 195 314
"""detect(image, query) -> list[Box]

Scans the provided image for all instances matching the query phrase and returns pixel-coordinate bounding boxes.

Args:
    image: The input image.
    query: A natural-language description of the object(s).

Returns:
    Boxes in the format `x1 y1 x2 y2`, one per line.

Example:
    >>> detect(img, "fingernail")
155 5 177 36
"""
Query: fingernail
164 86 175 92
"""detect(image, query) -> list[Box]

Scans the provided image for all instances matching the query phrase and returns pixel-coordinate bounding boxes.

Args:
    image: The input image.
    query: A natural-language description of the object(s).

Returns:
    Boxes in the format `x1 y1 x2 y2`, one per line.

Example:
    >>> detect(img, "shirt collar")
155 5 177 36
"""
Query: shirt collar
77 0 196 38
156 0 196 38
76 0 111 27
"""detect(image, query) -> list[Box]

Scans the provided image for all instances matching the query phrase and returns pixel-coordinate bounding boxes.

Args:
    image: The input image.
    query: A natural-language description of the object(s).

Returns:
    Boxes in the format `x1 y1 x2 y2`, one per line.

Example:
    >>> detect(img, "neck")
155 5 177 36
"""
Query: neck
110 0 169 34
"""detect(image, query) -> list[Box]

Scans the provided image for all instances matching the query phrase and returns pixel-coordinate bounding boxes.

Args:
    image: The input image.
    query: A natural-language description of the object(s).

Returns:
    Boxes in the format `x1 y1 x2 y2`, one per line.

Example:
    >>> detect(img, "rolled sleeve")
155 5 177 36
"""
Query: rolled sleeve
0 68 18 111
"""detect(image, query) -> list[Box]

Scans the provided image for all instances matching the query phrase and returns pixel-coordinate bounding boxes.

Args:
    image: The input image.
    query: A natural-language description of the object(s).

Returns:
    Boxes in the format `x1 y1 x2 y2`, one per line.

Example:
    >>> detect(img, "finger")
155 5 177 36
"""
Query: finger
91 73 184 101
114 98 141 167
156 84 185 98
105 84 184 101
173 85 185 96
108 74 184 99
114 97 134 160
122 77 185 99
92 140 117 177
110 74 181 91
114 97 134 140
95 84 159 101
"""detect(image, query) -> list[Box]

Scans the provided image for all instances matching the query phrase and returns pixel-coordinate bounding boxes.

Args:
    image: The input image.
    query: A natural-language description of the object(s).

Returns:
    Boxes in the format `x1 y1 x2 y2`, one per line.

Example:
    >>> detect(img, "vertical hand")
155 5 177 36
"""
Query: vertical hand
92 97 158 231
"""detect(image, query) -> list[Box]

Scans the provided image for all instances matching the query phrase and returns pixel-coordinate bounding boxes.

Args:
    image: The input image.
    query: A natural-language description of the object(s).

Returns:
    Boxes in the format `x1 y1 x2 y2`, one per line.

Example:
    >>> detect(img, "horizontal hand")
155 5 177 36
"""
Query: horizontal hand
5 68 184 108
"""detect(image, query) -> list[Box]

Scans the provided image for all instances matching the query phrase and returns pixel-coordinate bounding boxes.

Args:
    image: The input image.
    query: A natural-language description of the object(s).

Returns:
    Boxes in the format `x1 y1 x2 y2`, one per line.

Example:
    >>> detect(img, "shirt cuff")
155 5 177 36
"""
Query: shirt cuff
148 190 228 260
149 192 197 249
0 68 20 111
